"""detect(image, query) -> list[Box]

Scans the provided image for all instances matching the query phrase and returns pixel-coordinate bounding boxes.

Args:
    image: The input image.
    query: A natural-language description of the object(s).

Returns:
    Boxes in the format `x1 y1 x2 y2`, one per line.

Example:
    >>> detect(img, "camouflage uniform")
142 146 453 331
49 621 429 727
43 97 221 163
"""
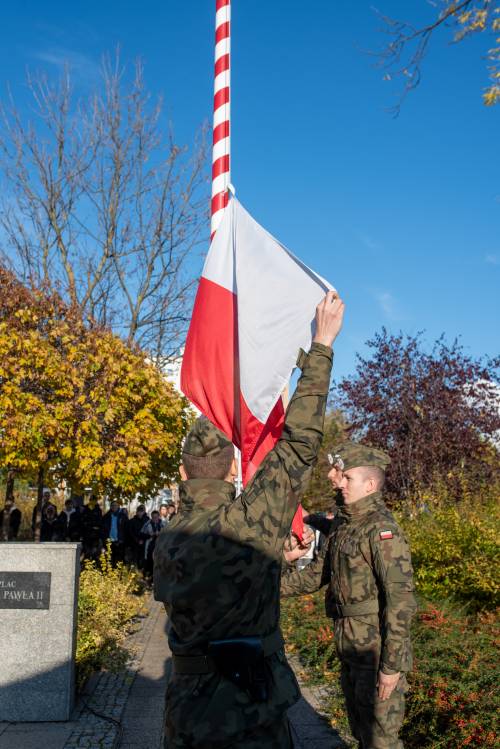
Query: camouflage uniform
281 443 417 749
154 343 333 748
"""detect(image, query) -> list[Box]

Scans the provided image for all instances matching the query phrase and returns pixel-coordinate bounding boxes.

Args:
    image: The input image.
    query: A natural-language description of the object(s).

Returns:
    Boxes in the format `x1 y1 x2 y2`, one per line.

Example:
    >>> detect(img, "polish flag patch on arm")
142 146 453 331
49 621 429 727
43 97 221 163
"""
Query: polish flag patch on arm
379 530 393 540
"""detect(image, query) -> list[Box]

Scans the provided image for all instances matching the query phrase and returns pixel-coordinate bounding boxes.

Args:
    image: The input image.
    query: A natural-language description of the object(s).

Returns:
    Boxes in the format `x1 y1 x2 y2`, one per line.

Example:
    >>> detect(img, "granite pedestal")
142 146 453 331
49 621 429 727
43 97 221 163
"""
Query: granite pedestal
0 543 80 722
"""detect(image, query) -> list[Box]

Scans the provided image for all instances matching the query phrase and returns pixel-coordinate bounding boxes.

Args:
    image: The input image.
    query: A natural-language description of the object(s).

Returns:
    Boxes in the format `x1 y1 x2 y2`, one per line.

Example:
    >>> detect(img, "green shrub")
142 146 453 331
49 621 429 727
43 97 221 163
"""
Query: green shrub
281 593 337 681
403 600 499 748
399 500 500 610
281 593 500 748
280 592 353 741
76 545 145 689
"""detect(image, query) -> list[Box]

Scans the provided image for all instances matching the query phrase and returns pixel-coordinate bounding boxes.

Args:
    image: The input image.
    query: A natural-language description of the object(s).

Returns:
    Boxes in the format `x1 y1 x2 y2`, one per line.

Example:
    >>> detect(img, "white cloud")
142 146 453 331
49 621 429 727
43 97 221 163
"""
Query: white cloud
30 47 101 85
357 232 381 253
376 291 394 317
374 290 406 322
485 254 499 266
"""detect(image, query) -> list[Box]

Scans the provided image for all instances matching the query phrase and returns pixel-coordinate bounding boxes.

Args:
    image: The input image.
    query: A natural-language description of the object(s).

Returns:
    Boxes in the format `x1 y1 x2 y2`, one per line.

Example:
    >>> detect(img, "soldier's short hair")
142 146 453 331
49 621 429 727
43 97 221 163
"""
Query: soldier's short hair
359 465 385 490
182 444 234 480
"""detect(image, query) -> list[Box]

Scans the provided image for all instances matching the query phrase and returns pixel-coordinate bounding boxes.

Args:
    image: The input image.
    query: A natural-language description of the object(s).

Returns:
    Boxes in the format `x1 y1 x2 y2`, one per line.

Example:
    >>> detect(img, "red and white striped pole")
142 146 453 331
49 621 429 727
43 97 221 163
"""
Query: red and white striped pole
212 0 242 490
211 0 231 240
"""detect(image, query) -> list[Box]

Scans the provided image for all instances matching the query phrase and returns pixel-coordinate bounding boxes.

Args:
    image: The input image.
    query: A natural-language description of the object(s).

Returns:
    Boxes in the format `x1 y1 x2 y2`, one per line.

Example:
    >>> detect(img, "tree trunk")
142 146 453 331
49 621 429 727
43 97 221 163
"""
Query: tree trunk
1 470 15 541
5 470 15 502
33 466 44 543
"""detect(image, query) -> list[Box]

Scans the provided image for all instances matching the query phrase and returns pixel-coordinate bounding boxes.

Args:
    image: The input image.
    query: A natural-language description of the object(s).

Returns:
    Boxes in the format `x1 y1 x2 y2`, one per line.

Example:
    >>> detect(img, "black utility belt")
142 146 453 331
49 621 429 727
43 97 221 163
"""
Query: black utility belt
171 630 284 702
172 629 284 675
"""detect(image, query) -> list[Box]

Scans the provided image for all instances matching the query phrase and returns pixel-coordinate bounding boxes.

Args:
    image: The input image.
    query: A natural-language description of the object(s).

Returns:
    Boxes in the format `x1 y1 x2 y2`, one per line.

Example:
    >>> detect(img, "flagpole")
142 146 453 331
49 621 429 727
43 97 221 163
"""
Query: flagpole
211 0 242 492
211 0 231 241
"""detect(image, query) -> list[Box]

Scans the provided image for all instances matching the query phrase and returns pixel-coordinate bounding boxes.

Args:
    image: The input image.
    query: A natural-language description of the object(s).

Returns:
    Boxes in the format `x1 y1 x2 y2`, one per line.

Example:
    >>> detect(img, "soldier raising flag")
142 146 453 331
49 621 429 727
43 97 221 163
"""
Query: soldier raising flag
154 291 345 747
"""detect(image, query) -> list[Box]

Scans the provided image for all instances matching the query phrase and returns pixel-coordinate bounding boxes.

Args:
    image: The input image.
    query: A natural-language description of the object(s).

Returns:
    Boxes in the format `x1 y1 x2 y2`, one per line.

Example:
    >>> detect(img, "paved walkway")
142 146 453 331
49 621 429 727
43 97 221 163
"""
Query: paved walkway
119 601 168 749
288 655 347 749
0 598 345 748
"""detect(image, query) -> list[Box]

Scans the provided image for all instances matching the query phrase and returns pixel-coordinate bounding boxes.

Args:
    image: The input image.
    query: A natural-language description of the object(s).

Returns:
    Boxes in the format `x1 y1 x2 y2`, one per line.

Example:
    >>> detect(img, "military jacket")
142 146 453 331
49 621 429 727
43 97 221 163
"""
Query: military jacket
281 492 417 675
154 343 333 746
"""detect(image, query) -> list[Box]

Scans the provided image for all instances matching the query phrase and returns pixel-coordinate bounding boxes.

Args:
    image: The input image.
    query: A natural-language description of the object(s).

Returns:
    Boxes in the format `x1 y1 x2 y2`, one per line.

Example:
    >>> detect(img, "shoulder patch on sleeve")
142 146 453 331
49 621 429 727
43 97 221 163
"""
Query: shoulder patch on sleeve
379 529 393 540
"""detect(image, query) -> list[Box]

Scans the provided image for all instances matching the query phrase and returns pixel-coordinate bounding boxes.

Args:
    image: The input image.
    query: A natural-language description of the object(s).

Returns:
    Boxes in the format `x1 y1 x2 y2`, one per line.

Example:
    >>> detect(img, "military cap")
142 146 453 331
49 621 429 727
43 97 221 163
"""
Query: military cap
182 416 232 458
327 441 390 472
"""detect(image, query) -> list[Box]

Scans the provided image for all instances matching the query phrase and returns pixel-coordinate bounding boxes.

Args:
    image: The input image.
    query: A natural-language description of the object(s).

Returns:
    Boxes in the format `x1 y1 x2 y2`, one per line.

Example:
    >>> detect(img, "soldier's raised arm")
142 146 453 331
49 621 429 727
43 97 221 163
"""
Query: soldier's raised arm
233 292 345 547
276 292 344 484
370 523 418 675
280 541 330 597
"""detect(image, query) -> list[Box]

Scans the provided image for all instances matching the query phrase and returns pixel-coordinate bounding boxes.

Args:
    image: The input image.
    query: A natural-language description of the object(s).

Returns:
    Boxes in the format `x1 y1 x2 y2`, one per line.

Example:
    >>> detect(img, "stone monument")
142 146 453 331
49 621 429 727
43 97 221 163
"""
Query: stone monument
0 543 80 722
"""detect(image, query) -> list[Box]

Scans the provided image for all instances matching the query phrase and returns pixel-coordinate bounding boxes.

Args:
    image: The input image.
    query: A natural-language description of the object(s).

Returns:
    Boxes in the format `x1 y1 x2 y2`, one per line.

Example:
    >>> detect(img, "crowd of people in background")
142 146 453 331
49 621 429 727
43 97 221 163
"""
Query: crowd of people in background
0 487 177 583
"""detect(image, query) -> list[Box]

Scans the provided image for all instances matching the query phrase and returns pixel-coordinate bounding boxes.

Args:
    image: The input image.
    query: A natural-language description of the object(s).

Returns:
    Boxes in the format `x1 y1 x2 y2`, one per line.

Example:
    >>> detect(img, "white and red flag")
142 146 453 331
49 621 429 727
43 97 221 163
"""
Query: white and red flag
181 197 333 485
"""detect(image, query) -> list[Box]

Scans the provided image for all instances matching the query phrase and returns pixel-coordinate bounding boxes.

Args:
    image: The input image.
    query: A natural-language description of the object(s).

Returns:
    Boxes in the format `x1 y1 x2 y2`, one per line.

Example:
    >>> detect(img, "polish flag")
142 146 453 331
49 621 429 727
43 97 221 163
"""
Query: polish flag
181 198 333 490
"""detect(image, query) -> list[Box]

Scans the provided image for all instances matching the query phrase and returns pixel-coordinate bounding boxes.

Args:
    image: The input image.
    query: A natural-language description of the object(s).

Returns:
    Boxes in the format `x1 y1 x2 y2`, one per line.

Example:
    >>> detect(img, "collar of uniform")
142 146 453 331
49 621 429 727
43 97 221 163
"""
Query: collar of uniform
178 478 236 513
339 491 383 519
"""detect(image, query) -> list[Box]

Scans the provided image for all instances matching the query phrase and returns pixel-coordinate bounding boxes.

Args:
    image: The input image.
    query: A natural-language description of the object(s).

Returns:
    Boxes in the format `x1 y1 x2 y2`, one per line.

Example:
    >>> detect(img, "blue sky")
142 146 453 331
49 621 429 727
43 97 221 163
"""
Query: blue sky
0 0 498 381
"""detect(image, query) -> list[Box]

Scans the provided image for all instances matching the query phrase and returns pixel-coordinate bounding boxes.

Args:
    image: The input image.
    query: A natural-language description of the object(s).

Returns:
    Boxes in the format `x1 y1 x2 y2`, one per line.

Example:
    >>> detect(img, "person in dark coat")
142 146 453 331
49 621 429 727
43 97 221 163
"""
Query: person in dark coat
40 504 62 541
141 510 163 583
31 488 57 536
57 499 82 541
0 499 22 541
81 496 104 561
127 504 149 569
103 500 128 566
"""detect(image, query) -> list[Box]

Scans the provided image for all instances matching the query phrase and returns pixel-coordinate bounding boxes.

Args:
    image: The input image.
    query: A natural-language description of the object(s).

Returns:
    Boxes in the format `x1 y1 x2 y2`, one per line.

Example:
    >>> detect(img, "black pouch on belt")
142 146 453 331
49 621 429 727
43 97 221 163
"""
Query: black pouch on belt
207 636 268 702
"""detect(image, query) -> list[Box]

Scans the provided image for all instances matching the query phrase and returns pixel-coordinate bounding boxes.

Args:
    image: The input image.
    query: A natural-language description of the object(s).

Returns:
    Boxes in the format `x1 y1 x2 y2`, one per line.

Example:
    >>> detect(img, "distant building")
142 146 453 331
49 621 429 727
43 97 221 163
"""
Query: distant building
481 379 500 448
161 348 200 417
464 378 500 449
162 351 182 396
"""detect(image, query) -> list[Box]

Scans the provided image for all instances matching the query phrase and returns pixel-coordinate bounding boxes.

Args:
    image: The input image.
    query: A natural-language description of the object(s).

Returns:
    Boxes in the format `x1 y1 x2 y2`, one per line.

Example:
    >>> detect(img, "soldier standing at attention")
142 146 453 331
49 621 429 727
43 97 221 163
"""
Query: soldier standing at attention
282 443 417 749
153 291 345 749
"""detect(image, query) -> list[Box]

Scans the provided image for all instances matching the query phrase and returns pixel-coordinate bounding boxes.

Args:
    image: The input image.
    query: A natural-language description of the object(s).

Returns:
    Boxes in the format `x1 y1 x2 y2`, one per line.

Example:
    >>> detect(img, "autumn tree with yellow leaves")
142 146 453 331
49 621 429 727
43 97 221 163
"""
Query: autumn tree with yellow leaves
0 268 190 540
376 1 500 112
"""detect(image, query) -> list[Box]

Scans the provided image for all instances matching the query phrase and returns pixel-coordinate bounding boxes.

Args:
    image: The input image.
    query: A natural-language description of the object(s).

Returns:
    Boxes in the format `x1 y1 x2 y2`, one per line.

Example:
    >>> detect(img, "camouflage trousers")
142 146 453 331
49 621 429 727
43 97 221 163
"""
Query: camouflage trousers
340 663 407 749
164 714 292 749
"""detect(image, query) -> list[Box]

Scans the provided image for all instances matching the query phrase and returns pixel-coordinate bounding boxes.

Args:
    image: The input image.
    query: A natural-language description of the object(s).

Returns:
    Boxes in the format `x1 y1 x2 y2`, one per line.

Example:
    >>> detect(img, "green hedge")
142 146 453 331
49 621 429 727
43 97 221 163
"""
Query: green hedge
403 600 499 747
281 500 500 747
399 500 499 611
281 593 499 748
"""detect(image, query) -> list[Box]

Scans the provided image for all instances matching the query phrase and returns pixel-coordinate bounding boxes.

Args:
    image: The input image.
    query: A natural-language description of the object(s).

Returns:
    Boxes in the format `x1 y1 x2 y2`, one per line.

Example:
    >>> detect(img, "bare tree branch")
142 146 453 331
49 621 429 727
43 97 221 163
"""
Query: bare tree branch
0 52 209 357
372 1 495 115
